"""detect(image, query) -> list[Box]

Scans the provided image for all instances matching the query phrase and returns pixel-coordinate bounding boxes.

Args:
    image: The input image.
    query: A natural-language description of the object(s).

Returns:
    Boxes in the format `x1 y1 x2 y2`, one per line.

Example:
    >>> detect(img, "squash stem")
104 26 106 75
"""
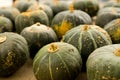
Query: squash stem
0 36 7 43
83 25 90 31
117 0 120 2
36 22 41 26
114 49 120 56
48 43 59 53
54 0 59 4
69 4 74 13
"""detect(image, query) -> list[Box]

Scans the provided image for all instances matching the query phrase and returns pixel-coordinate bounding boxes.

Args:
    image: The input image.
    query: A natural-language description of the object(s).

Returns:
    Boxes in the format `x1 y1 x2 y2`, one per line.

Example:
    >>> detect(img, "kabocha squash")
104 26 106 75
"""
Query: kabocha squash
87 44 120 80
51 5 92 39
104 0 120 8
95 7 120 27
0 16 13 32
13 0 37 12
33 42 82 80
15 10 49 33
44 0 69 16
27 4 53 25
0 7 20 31
104 19 120 44
62 25 112 71
73 0 99 17
0 32 29 77
20 23 58 58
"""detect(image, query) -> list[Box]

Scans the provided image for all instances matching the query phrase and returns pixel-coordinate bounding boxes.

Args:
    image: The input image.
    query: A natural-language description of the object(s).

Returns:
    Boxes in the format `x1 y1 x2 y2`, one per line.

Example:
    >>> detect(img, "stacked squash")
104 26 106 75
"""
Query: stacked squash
2 0 120 80
86 0 120 80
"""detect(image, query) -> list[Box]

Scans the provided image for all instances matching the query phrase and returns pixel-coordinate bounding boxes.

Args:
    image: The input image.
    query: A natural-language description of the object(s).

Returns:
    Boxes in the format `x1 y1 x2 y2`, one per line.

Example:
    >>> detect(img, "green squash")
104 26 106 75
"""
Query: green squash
20 23 58 58
0 7 20 31
15 10 49 33
104 18 120 44
0 32 29 77
33 42 82 80
62 25 112 71
51 5 92 39
13 0 37 12
87 44 120 80
0 16 13 32
95 7 120 27
44 0 69 16
73 0 99 17
27 4 53 25
104 0 120 8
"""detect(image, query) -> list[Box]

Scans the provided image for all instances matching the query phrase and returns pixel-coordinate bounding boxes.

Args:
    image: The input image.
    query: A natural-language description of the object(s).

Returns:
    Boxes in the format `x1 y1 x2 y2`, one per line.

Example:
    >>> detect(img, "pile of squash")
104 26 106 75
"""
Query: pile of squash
1 0 120 80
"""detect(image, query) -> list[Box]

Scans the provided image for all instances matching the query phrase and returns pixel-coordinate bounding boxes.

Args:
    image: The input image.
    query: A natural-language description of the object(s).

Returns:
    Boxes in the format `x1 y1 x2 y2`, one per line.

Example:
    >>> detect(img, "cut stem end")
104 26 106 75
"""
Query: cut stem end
48 43 59 53
0 36 7 43
83 25 90 31
114 49 120 56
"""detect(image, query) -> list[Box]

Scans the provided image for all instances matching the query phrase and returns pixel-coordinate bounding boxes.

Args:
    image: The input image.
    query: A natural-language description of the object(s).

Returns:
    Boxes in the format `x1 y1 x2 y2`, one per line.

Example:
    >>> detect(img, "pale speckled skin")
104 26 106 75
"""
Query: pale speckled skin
87 44 120 80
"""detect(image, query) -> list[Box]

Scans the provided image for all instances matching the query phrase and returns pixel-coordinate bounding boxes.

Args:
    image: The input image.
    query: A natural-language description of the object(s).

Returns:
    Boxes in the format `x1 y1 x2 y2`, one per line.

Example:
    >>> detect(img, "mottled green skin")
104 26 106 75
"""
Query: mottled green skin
20 23 58 58
14 0 37 12
0 32 29 77
95 7 120 27
0 7 20 31
33 42 82 80
27 4 53 25
104 19 120 44
0 16 13 32
44 1 69 16
15 10 49 33
73 0 99 17
87 44 120 80
51 10 92 39
62 25 112 71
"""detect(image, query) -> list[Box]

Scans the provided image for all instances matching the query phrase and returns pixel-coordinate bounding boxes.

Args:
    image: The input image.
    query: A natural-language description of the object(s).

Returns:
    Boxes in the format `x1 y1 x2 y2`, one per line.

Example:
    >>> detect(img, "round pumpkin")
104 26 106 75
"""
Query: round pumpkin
62 25 112 71
51 5 92 39
0 16 13 32
0 7 20 31
27 4 53 25
13 0 37 12
73 0 99 17
44 0 69 16
33 42 82 80
15 10 49 33
0 32 29 77
20 22 58 58
87 44 120 80
95 7 120 27
104 18 120 44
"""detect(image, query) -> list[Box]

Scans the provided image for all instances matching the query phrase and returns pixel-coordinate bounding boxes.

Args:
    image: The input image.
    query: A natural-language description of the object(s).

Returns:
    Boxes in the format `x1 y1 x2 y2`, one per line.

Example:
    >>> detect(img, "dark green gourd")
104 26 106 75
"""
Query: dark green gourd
0 32 29 77
51 4 92 39
15 10 49 33
0 16 13 32
73 0 99 17
104 18 120 44
33 42 82 80
21 23 58 58
62 25 112 71
87 44 120 80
